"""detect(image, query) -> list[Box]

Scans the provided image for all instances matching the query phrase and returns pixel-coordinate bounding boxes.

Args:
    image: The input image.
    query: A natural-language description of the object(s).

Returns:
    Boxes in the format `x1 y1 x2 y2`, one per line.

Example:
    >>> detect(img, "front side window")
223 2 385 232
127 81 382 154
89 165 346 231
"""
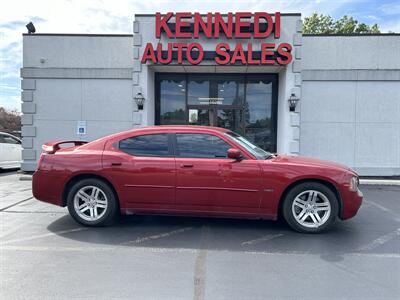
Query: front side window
176 133 231 158
119 134 170 157
225 131 271 160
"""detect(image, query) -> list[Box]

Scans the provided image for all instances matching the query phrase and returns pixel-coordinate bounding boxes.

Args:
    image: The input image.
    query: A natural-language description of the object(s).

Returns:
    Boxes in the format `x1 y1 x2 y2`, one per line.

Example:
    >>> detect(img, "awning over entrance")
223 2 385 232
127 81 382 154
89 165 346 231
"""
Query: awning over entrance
149 64 284 73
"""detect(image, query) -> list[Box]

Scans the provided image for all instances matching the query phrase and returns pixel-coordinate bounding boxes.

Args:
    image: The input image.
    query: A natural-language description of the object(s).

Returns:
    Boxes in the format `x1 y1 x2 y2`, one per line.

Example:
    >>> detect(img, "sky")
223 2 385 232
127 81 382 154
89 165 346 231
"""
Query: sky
1 0 399 112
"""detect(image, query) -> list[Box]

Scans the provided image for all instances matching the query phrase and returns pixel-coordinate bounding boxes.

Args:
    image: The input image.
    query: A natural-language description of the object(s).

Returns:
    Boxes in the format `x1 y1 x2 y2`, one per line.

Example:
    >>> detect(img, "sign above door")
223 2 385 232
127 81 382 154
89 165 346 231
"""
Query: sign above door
140 12 293 66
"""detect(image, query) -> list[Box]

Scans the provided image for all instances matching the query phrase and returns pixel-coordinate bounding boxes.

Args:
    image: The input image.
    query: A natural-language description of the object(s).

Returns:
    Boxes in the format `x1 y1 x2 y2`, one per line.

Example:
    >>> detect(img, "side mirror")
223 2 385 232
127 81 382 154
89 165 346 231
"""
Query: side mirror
227 148 242 160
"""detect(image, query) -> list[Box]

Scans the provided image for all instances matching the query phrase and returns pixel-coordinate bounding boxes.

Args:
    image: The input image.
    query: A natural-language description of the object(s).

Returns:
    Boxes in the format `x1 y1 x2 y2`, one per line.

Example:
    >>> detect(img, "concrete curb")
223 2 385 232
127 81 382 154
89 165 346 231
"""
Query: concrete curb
360 179 400 186
18 174 400 186
19 175 33 181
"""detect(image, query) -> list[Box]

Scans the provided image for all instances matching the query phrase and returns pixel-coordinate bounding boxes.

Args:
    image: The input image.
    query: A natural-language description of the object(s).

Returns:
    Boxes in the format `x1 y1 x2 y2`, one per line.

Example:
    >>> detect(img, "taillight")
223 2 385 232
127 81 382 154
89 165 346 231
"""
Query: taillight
42 144 58 154
37 153 46 170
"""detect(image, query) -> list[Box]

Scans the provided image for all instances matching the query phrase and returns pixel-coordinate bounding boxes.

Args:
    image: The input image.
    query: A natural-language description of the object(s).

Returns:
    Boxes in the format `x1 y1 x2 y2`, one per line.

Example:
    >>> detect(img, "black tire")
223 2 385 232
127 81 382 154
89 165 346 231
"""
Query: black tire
67 178 118 226
282 182 339 233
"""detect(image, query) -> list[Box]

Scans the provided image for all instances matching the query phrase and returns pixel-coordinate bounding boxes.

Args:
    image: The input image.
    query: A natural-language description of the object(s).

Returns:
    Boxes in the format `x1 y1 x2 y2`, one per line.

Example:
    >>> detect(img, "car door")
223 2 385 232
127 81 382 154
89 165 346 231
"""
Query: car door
174 132 263 214
0 134 21 168
103 133 176 210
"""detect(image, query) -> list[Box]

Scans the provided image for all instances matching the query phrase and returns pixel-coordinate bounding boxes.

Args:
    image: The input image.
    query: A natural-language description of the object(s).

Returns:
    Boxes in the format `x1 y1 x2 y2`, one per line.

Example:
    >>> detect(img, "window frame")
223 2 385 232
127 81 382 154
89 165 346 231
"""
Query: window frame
172 132 235 159
117 133 174 158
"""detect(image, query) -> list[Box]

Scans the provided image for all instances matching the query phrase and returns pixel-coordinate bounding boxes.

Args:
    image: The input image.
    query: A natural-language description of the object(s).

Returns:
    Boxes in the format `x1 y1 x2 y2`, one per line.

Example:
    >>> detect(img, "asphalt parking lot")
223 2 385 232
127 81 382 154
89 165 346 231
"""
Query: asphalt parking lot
1 170 399 300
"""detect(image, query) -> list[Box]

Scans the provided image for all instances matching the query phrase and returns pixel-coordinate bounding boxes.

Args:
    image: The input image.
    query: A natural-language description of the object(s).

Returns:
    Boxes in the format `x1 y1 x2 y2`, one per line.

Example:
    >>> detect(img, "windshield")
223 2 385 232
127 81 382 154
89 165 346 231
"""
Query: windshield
225 131 272 160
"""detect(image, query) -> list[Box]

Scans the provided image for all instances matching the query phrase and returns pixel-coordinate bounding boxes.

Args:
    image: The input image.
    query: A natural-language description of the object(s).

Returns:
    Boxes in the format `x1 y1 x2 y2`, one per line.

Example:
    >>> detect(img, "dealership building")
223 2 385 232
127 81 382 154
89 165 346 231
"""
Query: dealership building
20 13 400 175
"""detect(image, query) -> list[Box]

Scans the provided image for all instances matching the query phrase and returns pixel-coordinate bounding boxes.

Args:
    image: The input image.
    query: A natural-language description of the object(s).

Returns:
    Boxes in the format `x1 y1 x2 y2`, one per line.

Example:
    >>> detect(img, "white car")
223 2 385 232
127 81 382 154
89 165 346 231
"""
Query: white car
0 132 22 169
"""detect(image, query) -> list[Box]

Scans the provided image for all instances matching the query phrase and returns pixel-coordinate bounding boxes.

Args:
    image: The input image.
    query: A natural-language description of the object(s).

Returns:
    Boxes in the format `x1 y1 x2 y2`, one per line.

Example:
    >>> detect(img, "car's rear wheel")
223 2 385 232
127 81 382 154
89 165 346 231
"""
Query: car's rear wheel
282 182 339 233
67 178 118 226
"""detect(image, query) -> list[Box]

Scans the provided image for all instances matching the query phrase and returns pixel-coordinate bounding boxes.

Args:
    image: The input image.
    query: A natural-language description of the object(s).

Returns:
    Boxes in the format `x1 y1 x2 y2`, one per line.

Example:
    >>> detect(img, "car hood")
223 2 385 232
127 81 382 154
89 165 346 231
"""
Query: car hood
270 155 356 174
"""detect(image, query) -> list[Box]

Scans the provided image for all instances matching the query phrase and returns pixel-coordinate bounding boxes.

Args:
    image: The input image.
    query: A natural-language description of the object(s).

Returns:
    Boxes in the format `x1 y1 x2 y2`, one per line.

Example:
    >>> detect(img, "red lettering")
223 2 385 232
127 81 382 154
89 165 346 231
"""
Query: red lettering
157 43 172 64
173 43 186 64
215 43 230 64
254 12 273 38
194 13 212 38
155 12 173 38
247 43 260 64
230 43 246 64
214 13 233 38
141 43 157 63
175 12 192 38
261 43 275 65
186 43 204 65
277 43 292 65
235 12 252 38
274 12 281 38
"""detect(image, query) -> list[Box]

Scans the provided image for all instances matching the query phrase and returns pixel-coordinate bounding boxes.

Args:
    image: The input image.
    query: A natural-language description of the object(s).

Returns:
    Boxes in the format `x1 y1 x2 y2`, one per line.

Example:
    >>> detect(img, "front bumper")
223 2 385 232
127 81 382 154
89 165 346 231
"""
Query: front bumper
340 188 363 220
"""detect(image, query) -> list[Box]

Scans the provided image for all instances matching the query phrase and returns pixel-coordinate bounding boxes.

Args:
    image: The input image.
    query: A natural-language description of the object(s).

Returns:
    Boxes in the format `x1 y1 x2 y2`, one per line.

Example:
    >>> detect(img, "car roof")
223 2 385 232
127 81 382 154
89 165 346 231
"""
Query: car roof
123 125 230 135
142 125 228 132
82 125 231 149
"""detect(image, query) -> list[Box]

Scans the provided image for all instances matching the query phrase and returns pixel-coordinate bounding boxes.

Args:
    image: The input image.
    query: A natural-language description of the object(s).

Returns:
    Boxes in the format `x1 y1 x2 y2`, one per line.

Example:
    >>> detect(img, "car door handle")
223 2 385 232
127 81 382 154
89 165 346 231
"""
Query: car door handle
180 164 193 168
111 162 122 166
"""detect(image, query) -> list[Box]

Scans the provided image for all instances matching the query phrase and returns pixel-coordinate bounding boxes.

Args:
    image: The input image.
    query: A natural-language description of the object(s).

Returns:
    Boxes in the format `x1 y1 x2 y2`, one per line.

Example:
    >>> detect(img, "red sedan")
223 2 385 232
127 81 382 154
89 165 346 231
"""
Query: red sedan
32 126 362 233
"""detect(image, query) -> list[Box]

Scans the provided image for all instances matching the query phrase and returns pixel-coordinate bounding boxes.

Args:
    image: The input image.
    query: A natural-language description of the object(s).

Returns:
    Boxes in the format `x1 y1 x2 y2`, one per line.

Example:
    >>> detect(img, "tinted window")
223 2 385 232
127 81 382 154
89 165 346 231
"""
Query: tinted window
158 75 186 125
176 134 231 158
119 134 170 157
0 134 20 144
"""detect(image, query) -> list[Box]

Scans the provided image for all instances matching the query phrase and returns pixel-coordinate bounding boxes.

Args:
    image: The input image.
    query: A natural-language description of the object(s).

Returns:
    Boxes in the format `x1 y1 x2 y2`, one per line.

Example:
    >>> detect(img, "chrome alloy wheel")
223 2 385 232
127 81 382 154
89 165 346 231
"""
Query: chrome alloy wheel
291 190 331 228
73 186 108 222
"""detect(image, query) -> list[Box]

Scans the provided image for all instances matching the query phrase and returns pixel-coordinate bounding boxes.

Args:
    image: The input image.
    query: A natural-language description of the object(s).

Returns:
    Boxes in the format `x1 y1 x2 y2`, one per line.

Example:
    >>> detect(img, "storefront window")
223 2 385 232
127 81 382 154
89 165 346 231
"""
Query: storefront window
217 77 245 106
244 76 276 151
188 76 210 105
156 73 277 152
157 75 186 125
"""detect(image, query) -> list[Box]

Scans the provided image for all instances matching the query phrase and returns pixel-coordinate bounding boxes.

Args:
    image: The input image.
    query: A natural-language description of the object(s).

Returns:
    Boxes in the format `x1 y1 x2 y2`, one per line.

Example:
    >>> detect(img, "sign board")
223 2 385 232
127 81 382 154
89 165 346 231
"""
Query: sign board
141 12 292 66
77 121 86 135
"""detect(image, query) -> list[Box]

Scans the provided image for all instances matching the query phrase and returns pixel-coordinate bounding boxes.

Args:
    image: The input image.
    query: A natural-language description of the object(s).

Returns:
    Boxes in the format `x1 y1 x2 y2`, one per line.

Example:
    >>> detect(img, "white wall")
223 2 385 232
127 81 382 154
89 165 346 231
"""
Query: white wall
301 35 400 175
21 35 134 171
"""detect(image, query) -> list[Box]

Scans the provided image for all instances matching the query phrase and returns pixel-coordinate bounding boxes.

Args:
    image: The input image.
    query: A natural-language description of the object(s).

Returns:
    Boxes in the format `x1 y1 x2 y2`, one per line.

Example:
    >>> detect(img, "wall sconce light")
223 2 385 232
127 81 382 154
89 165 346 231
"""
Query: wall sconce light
288 93 299 112
134 92 145 110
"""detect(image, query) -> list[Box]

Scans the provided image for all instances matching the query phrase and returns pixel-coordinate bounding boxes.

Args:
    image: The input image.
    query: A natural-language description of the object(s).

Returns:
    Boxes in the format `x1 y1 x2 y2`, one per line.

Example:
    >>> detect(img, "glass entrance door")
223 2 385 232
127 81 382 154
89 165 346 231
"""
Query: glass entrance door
188 108 242 134
155 73 278 152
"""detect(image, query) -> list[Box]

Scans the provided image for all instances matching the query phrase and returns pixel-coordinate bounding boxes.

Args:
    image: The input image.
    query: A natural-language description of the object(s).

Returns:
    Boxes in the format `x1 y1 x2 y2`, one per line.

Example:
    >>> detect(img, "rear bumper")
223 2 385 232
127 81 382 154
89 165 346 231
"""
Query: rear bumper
340 188 363 220
32 170 66 206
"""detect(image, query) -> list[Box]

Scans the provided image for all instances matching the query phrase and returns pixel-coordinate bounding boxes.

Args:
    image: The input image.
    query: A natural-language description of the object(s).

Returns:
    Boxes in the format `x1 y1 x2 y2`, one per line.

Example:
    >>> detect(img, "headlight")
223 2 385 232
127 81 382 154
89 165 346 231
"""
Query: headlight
349 176 359 192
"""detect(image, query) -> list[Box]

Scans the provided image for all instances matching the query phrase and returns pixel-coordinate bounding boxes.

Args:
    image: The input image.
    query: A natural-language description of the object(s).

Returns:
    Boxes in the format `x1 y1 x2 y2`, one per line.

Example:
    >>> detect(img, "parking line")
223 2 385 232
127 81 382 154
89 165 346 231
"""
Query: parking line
357 228 400 252
121 227 193 245
364 199 400 222
241 233 284 246
0 196 34 212
2 227 87 245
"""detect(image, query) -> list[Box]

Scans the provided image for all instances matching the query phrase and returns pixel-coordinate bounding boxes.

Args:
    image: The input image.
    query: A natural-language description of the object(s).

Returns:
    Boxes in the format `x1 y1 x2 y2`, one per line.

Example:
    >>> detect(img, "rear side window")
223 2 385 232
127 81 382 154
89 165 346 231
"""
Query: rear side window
176 133 231 158
119 134 170 157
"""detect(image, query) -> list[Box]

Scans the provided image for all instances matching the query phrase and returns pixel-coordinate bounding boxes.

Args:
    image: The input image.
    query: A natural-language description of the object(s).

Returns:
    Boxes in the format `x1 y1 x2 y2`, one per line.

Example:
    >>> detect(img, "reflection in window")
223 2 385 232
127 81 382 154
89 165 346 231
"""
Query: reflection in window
188 76 210 105
159 76 186 125
217 109 242 134
245 78 274 152
176 134 231 158
217 77 244 106
119 134 170 157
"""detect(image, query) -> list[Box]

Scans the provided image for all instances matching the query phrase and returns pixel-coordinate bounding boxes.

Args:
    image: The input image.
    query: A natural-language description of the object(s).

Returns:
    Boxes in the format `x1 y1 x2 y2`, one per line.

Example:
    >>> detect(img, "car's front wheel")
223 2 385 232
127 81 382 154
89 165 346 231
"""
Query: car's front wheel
67 178 118 226
282 182 339 233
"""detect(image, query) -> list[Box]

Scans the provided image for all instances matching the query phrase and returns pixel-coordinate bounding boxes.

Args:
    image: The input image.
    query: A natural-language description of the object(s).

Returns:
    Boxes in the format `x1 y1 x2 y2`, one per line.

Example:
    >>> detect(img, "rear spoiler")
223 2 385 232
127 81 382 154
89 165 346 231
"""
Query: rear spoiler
42 140 88 154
